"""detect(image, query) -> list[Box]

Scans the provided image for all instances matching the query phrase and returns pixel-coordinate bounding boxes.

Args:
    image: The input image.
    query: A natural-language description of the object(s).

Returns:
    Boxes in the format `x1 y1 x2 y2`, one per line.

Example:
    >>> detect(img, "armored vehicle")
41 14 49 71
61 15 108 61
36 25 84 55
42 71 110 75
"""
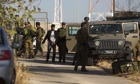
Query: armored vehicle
66 21 140 61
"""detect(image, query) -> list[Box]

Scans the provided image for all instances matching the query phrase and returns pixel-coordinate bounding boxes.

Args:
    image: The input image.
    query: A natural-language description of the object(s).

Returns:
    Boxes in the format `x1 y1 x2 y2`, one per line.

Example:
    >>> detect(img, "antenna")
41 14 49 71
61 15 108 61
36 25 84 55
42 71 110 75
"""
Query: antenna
54 0 62 30
54 0 62 23
88 0 99 20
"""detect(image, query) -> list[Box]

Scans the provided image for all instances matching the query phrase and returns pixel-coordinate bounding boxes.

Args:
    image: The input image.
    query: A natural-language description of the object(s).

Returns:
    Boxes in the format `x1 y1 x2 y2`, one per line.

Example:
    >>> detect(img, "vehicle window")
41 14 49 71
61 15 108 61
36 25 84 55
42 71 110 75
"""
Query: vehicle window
0 30 4 44
68 26 80 36
123 23 137 33
89 24 122 34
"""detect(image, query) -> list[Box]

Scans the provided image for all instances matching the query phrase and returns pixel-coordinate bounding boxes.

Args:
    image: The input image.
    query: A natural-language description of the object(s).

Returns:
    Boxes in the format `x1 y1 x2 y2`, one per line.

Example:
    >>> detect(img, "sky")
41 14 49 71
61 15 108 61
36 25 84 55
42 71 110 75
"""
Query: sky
34 0 140 23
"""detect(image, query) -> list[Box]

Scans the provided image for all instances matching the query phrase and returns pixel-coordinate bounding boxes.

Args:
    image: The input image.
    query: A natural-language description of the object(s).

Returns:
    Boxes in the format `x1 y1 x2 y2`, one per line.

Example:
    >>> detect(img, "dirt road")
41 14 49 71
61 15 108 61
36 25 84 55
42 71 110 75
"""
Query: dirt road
18 54 137 84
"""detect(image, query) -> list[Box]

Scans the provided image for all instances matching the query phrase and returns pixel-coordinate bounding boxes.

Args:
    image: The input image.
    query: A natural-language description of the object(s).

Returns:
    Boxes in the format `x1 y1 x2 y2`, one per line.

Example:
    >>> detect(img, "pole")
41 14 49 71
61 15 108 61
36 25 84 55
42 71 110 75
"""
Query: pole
77 0 79 23
88 0 92 21
112 0 115 19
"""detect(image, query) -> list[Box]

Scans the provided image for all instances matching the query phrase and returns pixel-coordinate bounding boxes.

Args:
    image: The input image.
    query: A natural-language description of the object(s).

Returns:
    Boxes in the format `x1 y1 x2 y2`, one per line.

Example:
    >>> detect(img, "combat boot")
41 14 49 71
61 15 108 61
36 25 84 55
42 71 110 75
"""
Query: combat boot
46 59 48 62
81 66 89 72
74 63 78 71
72 60 75 65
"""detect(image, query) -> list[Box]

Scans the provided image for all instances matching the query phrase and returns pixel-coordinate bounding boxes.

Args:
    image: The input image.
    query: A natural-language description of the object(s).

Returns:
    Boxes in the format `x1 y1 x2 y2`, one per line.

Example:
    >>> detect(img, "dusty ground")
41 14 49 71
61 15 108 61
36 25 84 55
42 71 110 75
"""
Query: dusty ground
97 60 140 84
18 53 137 84
15 53 140 84
15 58 30 84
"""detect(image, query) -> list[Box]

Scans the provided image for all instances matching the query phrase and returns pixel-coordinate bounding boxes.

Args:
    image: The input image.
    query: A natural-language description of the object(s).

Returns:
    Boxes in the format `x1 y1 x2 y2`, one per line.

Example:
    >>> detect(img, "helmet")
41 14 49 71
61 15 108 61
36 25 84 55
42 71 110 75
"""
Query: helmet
84 17 89 22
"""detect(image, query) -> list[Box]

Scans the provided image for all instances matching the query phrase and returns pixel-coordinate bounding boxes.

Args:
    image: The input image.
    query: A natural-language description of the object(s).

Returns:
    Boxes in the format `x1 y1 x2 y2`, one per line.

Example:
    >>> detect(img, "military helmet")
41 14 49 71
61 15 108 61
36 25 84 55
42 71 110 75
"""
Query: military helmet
84 17 89 22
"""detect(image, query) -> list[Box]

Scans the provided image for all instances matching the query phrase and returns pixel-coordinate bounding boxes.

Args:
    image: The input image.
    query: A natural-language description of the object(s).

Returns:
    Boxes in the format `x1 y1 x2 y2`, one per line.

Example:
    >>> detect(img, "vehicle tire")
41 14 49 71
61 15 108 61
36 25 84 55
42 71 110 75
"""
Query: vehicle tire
112 61 121 74
112 67 116 74
11 69 16 84
87 57 93 66
125 48 133 61
93 59 98 66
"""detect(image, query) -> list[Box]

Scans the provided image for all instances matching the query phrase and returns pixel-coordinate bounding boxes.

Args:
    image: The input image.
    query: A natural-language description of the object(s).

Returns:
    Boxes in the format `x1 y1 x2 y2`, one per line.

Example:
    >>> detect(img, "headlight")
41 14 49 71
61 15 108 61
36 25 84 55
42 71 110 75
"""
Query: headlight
95 41 100 46
118 40 124 45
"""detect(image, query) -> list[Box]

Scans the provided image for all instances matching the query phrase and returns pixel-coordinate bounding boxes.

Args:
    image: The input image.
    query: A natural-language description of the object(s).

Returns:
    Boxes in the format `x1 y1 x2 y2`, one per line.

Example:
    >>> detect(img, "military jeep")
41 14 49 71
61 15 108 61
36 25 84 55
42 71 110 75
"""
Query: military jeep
66 21 139 61
88 21 139 60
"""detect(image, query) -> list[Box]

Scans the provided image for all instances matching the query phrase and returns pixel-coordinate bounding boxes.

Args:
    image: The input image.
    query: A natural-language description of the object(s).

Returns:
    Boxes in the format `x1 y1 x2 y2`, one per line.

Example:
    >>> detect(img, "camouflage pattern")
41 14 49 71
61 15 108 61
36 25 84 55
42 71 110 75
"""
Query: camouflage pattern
24 40 34 57
23 26 36 58
133 42 140 60
34 27 44 56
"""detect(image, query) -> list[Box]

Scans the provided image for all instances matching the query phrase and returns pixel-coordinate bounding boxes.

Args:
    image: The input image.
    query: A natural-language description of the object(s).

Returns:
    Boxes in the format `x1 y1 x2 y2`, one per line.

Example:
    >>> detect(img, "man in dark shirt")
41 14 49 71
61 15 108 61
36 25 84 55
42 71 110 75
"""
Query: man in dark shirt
42 24 57 62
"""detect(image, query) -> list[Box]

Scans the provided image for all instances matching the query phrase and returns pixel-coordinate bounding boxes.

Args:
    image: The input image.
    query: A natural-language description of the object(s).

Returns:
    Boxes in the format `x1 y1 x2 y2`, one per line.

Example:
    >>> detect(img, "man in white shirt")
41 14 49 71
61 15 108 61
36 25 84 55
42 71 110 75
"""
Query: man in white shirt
42 24 57 62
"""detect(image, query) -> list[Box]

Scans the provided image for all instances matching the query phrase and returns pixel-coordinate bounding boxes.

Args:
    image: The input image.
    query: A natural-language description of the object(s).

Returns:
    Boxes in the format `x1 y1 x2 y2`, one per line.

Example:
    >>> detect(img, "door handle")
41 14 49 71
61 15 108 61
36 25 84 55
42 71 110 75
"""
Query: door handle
66 38 72 40
132 35 138 38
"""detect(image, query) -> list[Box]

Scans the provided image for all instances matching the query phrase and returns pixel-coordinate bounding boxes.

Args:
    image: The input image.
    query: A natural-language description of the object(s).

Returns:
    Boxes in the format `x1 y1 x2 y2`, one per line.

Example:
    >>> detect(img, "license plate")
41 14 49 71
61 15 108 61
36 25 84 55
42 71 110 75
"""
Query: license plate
105 51 114 54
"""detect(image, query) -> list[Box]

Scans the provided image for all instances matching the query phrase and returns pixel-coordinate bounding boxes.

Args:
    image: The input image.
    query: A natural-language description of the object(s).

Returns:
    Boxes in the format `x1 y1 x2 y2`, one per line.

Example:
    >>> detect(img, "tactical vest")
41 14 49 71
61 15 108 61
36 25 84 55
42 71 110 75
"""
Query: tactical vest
24 28 32 40
58 28 66 37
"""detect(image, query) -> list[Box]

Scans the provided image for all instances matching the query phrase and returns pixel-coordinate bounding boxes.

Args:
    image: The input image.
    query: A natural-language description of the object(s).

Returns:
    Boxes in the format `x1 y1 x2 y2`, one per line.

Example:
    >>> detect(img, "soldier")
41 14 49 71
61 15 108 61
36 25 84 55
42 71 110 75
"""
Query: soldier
133 42 140 61
56 22 67 63
74 22 89 72
34 22 44 57
42 24 57 62
23 22 36 58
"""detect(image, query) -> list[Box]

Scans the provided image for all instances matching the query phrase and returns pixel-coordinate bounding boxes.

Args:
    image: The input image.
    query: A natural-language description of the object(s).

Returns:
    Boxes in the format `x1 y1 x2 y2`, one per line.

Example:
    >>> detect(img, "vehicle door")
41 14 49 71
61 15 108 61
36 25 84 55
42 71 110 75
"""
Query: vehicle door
66 25 80 52
122 22 139 49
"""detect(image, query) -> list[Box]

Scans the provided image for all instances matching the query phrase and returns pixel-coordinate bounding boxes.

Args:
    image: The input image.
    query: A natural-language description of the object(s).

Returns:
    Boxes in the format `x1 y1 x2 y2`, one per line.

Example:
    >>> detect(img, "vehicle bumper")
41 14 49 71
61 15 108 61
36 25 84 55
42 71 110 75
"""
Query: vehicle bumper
90 50 129 59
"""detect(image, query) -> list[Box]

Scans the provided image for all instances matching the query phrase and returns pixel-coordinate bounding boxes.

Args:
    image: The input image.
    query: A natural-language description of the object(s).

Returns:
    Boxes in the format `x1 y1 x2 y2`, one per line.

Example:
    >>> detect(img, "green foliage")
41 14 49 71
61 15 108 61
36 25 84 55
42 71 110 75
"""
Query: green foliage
0 0 41 36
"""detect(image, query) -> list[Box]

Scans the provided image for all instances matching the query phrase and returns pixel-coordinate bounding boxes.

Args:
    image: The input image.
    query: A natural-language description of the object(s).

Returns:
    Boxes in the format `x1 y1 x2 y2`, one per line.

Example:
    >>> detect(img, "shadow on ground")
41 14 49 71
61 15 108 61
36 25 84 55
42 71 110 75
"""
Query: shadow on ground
26 62 112 77
19 53 113 77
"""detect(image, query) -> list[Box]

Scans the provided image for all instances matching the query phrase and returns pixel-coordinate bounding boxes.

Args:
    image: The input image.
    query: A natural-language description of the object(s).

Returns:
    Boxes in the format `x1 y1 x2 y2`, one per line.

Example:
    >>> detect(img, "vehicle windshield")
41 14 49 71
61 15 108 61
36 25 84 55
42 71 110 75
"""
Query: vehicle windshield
89 24 123 34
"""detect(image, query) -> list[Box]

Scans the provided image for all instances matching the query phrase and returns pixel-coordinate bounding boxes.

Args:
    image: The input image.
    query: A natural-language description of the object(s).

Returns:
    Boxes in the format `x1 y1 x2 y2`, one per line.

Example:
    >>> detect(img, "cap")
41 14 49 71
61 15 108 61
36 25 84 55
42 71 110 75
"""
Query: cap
62 22 66 25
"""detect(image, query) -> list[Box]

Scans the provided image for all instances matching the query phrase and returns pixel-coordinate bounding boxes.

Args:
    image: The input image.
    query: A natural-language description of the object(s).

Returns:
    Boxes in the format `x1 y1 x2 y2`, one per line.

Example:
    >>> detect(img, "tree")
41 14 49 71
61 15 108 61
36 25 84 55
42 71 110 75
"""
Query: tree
115 0 140 11
0 0 41 36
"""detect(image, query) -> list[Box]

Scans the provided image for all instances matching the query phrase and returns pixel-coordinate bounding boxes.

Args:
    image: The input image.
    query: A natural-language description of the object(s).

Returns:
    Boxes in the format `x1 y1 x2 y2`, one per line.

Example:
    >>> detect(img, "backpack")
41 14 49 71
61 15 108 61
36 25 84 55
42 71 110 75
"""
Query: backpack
112 60 140 74
41 28 45 37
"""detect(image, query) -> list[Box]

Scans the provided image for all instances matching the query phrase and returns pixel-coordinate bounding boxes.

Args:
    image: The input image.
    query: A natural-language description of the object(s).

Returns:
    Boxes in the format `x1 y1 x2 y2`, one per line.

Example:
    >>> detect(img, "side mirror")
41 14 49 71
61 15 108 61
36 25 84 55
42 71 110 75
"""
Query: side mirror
124 31 129 38
124 31 129 35
12 43 20 49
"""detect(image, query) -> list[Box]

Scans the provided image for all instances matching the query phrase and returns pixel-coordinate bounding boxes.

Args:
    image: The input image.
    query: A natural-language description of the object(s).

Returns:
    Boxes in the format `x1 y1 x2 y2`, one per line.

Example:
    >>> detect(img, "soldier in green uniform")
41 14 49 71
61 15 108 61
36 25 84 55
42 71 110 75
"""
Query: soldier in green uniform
56 22 67 63
34 22 44 57
23 22 36 58
133 42 140 61
74 22 89 72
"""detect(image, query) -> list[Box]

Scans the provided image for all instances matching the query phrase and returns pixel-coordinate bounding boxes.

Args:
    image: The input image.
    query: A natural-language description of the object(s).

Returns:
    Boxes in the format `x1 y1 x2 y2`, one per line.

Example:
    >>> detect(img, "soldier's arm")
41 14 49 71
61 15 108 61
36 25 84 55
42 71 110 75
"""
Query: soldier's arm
55 29 60 44
30 29 36 37
42 31 49 44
